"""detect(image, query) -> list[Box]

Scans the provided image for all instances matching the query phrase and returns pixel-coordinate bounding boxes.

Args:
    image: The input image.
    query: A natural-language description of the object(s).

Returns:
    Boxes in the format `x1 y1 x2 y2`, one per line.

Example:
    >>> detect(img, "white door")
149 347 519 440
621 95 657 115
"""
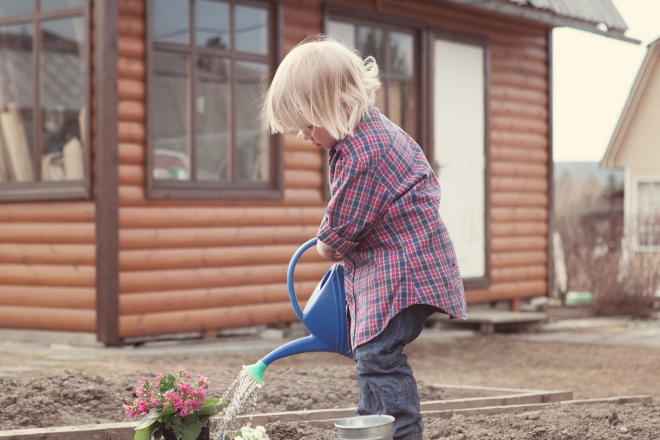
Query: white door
433 37 486 280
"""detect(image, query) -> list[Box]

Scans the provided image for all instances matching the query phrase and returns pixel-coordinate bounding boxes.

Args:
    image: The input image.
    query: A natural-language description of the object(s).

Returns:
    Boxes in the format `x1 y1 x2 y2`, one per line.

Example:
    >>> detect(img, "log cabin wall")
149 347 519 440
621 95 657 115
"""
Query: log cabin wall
118 0 549 339
0 2 98 333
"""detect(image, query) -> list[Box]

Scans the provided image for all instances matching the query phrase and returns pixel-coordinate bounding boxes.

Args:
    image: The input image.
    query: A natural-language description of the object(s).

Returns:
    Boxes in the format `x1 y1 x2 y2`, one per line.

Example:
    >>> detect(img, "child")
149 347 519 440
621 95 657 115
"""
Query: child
262 36 467 440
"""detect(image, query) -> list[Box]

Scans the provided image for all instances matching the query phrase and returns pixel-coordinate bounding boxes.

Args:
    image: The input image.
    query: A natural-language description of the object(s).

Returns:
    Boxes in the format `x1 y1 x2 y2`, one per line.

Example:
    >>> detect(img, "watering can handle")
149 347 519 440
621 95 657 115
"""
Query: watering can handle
287 237 318 322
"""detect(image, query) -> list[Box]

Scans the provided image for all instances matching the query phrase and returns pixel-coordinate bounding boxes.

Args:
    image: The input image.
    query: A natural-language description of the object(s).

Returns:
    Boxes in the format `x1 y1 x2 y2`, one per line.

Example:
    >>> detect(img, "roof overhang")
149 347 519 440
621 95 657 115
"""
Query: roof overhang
440 0 641 44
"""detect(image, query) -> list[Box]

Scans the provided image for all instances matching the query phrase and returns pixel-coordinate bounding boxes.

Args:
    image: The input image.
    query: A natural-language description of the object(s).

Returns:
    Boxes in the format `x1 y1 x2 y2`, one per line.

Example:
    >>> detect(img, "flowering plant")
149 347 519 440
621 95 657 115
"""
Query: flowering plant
124 366 227 440
222 426 269 440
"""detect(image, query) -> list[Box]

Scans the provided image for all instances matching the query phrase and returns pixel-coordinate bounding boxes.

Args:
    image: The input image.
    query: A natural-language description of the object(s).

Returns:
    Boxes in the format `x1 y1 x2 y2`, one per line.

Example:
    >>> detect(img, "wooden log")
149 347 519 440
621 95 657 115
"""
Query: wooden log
466 280 547 303
285 169 322 188
490 118 547 137
491 131 548 149
491 207 547 222
0 244 95 265
118 0 145 17
118 142 145 165
120 262 331 294
118 79 145 100
285 151 323 170
491 251 547 268
118 100 145 122
120 225 320 250
118 122 145 143
491 101 547 120
118 185 325 207
488 32 546 49
491 58 548 76
118 36 145 59
0 264 95 287
120 244 326 272
0 305 95 331
491 86 547 106
0 203 94 222
491 222 548 237
118 57 145 79
491 146 547 163
0 223 95 244
491 176 547 193
491 162 547 178
491 71 546 91
118 164 144 186
119 206 324 228
492 236 547 252
492 265 546 283
491 44 547 63
284 134 312 151
118 15 144 38
119 281 319 315
120 301 303 338
491 192 548 208
0 285 95 308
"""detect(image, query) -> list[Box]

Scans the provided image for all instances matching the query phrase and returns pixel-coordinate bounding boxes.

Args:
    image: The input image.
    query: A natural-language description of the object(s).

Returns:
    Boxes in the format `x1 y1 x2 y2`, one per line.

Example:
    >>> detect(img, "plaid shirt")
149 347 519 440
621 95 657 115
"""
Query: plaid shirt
317 108 467 349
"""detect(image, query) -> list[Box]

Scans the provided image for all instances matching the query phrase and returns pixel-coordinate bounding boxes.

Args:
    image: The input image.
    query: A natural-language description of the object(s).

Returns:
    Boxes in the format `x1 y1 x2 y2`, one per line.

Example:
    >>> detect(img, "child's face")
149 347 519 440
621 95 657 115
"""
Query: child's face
301 126 337 150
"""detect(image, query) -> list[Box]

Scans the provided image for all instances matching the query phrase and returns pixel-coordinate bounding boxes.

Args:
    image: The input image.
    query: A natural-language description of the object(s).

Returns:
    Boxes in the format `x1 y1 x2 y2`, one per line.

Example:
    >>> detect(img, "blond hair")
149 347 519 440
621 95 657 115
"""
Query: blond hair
262 36 381 140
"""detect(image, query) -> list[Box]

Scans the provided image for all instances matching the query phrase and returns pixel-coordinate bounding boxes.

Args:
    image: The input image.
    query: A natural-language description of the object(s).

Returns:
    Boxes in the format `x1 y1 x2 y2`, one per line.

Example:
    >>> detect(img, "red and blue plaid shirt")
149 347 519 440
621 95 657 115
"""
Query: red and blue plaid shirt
317 108 468 349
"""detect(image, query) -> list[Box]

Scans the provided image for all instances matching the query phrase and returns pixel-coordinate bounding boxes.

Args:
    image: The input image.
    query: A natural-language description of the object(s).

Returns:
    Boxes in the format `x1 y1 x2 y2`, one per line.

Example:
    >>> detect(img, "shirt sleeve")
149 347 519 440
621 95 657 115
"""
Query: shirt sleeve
317 157 394 256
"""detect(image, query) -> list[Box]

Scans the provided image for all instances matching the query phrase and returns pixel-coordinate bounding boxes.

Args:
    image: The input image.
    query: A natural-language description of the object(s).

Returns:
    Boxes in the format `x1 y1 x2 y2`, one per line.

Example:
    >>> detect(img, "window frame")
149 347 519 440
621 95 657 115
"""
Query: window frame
146 0 284 201
0 1 91 202
633 177 660 252
429 28 491 290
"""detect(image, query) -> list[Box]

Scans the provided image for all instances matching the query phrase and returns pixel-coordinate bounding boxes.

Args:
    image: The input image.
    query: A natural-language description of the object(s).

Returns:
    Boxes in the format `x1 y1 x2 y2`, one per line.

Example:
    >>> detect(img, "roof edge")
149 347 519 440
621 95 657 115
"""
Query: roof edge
602 39 660 168
441 0 641 44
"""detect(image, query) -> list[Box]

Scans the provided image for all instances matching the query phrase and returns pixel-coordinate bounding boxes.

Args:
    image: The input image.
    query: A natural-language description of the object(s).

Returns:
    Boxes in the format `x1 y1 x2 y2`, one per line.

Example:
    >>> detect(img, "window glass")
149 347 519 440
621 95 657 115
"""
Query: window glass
358 26 382 62
152 51 190 181
389 32 413 76
153 0 189 45
196 56 229 181
195 0 229 49
388 80 415 138
637 182 660 247
235 5 267 55
41 17 85 181
327 20 354 48
41 0 84 12
0 23 35 182
0 0 32 17
235 61 268 182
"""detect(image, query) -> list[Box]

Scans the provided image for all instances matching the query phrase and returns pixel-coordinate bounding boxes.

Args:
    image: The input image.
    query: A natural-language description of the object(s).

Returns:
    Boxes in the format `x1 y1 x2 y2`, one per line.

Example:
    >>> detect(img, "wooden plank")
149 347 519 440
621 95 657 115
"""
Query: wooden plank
118 101 145 122
118 164 144 186
491 207 547 222
0 243 95 265
0 422 137 440
0 306 95 332
491 251 547 268
492 236 547 252
0 285 95 309
0 224 95 244
492 265 546 283
118 143 145 165
0 203 94 223
491 177 547 193
466 280 547 302
284 169 322 188
491 222 548 237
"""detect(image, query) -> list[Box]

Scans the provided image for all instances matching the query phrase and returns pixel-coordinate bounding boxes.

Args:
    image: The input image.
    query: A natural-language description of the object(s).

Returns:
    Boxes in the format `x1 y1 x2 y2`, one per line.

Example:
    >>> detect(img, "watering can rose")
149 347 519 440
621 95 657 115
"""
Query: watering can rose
124 366 227 440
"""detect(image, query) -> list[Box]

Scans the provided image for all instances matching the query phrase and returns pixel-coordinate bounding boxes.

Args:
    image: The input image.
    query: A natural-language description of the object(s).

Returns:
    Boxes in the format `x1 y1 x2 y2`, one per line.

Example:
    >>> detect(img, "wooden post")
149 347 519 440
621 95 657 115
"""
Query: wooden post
95 0 121 346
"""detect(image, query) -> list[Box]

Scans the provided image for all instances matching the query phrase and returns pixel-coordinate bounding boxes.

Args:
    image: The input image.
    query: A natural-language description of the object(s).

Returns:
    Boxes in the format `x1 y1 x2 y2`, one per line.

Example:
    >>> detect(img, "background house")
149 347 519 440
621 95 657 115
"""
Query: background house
602 37 660 254
0 0 634 345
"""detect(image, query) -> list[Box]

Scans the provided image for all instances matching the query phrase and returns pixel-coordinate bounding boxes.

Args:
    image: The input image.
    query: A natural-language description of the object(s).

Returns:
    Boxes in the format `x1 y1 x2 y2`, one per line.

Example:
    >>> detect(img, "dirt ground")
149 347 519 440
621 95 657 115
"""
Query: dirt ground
2 330 660 435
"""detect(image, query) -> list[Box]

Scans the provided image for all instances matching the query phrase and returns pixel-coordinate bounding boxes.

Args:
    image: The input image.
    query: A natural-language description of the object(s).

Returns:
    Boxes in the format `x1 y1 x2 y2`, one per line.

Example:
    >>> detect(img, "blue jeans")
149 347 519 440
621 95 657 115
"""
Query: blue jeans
353 304 437 440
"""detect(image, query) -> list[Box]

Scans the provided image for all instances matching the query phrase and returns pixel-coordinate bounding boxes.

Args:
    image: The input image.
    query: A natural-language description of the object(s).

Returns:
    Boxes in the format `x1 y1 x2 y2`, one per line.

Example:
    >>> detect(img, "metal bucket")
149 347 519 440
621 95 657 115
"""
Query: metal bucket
334 415 395 440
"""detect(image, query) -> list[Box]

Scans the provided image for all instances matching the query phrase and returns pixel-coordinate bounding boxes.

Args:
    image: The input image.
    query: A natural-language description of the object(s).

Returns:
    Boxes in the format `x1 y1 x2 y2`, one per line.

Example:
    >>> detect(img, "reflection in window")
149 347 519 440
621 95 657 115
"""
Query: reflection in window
196 56 229 181
389 32 413 76
152 51 190 181
236 61 268 181
152 1 189 45
41 0 84 12
41 17 85 181
0 23 34 182
358 26 382 62
235 5 268 55
327 21 354 48
637 182 660 248
196 0 229 49
0 0 32 18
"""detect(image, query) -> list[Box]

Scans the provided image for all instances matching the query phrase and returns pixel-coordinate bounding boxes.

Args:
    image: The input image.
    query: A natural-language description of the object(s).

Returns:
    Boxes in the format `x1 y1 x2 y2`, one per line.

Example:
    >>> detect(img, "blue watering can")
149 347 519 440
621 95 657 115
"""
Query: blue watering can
242 238 352 385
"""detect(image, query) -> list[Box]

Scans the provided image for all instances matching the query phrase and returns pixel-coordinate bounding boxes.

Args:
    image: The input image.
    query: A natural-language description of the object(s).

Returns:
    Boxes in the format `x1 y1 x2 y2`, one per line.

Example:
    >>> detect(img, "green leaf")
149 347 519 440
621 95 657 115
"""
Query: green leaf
154 428 163 440
181 421 204 440
159 374 176 394
197 399 228 416
183 414 199 425
135 410 162 431
161 406 175 418
198 414 210 425
134 422 160 440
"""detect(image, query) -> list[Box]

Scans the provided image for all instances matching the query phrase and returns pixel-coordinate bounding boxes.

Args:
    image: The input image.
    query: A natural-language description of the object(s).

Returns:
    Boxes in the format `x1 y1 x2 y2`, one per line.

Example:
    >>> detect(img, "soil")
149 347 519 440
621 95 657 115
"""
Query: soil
266 403 660 440
2 332 660 435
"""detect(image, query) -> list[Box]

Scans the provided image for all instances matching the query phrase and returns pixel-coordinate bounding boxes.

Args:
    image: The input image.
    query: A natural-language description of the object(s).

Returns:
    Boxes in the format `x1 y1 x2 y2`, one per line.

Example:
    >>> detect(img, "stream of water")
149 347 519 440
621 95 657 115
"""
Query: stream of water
210 370 262 439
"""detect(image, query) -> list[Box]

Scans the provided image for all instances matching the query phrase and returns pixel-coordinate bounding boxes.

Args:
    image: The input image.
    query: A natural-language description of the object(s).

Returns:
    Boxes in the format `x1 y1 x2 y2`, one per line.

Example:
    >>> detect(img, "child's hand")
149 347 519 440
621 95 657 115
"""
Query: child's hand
317 239 342 262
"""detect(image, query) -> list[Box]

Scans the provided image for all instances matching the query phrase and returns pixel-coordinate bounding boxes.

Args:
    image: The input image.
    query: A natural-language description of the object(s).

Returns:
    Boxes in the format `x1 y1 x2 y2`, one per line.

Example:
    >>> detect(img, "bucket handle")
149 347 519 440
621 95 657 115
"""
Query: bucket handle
287 237 318 322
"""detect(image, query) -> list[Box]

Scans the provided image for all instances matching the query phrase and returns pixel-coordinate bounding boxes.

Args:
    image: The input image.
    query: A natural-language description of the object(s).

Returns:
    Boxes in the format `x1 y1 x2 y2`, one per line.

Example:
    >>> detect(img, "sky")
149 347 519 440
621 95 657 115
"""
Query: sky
552 0 660 163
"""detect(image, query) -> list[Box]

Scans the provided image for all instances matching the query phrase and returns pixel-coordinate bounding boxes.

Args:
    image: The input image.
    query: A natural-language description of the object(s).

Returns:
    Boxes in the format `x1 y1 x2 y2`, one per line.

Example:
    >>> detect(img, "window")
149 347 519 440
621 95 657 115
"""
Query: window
325 14 418 140
0 0 89 201
147 0 282 200
636 180 660 251
432 31 489 287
